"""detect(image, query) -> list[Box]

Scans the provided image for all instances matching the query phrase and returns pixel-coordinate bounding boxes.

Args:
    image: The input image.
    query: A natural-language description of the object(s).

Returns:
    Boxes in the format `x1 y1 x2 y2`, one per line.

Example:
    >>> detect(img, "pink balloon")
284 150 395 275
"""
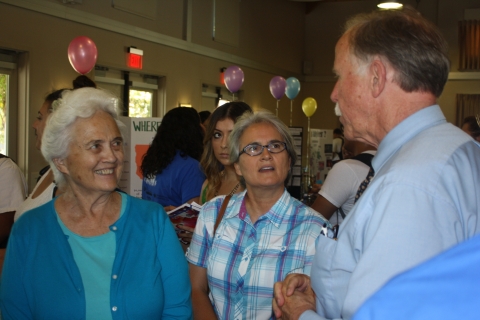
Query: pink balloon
269 76 287 100
224 66 244 93
68 36 98 75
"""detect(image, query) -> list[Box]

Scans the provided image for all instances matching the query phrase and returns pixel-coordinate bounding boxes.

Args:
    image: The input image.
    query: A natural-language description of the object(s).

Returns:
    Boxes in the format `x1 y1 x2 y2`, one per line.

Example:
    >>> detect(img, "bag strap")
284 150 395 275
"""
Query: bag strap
351 153 374 170
213 195 232 235
338 207 346 219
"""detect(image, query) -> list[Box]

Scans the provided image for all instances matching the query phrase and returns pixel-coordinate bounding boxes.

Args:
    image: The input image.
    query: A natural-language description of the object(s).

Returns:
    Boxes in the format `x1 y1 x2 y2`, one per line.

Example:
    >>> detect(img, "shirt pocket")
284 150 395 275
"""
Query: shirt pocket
262 243 307 282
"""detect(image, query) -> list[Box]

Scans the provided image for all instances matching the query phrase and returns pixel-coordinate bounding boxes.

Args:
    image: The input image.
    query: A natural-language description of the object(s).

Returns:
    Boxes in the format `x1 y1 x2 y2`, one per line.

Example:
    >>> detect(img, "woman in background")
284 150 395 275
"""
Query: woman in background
141 107 205 210
199 101 252 205
0 87 191 319
14 75 96 222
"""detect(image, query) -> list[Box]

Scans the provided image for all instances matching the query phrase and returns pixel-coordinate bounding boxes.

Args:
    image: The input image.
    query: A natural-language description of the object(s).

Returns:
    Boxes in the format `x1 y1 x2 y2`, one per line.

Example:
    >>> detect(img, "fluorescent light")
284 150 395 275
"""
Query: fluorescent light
377 1 403 9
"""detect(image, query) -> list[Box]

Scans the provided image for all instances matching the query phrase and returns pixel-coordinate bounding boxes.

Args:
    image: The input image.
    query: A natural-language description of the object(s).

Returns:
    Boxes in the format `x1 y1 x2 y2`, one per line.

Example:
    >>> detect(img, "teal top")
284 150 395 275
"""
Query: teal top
1 193 192 319
57 192 127 320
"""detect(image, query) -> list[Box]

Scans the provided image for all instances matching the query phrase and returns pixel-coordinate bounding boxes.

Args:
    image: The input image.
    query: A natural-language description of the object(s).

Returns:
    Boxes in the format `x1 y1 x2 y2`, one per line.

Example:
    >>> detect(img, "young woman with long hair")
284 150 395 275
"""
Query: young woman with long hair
199 101 252 204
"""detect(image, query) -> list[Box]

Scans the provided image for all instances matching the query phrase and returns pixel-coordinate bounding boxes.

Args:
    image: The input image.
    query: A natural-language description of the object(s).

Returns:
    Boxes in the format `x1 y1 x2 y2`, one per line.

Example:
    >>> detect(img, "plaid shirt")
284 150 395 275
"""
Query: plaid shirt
186 190 326 320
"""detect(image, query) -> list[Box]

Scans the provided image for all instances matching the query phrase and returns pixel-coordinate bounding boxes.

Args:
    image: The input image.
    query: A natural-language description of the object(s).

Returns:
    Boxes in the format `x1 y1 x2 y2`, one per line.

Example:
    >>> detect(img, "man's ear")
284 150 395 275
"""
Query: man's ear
370 59 387 98
53 158 69 175
234 162 243 177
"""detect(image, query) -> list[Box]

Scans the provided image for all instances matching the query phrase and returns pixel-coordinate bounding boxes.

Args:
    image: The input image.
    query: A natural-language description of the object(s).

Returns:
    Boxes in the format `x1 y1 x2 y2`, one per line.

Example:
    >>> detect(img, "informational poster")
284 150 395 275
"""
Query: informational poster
119 117 161 198
309 129 333 185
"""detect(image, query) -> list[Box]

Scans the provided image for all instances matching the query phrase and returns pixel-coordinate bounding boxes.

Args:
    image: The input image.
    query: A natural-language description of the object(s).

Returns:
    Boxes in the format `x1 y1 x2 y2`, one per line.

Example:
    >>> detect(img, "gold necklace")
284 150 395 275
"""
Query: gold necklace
228 182 240 196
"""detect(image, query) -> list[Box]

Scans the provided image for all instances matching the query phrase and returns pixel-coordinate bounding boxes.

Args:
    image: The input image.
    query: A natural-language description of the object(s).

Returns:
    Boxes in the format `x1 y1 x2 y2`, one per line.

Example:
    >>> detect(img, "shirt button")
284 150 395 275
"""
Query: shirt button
112 306 118 312
112 226 117 231
112 274 118 279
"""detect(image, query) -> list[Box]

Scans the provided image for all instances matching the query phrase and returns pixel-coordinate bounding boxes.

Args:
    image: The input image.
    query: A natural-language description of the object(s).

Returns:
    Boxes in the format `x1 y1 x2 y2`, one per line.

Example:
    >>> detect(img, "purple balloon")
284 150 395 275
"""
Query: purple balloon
269 76 287 100
224 66 244 93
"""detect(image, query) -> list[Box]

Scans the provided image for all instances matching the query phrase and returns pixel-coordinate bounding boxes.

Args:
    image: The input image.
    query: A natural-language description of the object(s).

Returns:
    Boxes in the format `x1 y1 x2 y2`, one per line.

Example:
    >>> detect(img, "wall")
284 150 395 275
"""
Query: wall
0 0 307 188
1 0 480 189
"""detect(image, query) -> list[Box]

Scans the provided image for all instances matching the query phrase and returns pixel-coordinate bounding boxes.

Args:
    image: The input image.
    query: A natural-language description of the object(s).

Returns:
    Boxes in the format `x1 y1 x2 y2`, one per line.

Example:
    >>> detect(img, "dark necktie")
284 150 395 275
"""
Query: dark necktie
354 167 375 203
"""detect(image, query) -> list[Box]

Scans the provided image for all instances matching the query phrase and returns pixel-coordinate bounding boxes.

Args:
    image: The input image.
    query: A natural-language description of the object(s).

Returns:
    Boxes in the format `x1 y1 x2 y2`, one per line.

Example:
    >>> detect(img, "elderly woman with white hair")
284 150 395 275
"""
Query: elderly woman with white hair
187 111 327 320
0 88 192 319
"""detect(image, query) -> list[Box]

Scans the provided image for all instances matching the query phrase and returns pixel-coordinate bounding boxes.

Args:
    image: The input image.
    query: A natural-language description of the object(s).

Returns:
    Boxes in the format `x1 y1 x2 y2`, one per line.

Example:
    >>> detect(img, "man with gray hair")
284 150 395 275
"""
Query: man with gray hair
273 7 480 320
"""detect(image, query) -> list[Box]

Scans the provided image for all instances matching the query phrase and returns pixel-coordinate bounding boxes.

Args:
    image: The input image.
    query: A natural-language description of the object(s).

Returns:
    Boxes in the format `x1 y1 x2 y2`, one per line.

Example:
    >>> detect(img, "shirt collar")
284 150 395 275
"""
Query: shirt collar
373 105 446 173
225 189 293 228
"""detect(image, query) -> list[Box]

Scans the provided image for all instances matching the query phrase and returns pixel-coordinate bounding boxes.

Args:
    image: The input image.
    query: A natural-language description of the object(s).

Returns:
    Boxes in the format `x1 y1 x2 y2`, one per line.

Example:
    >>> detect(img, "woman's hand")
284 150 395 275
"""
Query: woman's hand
164 205 176 212
177 225 195 244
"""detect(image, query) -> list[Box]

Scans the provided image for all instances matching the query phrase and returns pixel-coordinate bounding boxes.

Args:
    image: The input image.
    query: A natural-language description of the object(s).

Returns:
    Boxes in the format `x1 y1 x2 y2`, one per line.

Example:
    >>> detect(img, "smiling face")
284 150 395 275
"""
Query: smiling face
234 122 290 192
330 33 373 141
32 101 51 150
212 118 235 167
55 110 124 195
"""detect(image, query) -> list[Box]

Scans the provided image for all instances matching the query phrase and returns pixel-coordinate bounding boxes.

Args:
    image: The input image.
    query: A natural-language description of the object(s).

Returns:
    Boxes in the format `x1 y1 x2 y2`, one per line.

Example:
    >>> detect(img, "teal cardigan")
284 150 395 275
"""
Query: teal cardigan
0 194 192 319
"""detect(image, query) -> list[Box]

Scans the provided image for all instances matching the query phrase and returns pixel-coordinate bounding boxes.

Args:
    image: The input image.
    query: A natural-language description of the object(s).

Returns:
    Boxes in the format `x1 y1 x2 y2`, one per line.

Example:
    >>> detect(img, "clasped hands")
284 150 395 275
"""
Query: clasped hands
273 273 316 320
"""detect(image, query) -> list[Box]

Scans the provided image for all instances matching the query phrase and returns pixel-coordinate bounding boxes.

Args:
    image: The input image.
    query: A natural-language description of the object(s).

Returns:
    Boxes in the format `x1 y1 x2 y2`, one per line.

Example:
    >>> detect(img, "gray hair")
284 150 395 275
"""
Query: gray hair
344 7 450 97
228 110 297 187
41 87 124 188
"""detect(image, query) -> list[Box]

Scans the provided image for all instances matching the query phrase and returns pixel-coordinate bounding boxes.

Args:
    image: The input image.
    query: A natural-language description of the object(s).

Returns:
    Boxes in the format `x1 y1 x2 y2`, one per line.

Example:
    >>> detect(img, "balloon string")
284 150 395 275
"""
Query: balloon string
276 100 279 117
290 100 293 127
232 93 235 101
306 117 311 193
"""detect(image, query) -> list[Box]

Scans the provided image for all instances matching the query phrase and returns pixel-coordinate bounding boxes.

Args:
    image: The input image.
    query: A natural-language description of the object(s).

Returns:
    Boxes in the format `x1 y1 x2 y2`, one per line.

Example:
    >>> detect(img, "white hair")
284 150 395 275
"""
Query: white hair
41 87 124 188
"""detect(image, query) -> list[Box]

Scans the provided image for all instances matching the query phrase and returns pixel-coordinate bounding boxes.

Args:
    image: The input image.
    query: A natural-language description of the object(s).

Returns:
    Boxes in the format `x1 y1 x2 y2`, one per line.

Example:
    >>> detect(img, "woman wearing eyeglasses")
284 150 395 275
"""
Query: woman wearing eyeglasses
186 111 327 320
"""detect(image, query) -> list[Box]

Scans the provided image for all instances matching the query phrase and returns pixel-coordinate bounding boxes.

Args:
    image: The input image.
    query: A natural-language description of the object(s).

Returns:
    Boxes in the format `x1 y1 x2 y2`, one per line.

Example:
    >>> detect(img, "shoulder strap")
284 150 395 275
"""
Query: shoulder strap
351 153 374 169
338 207 346 219
213 195 232 235
37 165 51 183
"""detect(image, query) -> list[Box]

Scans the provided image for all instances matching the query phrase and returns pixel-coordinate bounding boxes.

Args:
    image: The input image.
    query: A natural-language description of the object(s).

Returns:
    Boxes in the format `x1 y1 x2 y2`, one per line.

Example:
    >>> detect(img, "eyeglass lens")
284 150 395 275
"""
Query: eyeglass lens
243 142 286 156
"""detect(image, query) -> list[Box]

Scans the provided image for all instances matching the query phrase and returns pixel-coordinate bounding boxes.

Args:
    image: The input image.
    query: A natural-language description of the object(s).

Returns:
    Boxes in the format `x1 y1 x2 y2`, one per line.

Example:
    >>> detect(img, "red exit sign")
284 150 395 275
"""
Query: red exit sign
127 47 143 69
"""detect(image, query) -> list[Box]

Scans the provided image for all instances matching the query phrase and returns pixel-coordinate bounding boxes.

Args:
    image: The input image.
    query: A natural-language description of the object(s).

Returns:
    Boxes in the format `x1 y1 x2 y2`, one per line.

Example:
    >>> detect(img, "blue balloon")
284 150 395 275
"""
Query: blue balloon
285 77 300 100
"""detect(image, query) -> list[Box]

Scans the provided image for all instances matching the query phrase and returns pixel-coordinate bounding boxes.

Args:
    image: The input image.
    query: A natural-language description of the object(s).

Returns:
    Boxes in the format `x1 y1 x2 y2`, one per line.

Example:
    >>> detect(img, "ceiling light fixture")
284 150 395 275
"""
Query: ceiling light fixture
377 1 403 9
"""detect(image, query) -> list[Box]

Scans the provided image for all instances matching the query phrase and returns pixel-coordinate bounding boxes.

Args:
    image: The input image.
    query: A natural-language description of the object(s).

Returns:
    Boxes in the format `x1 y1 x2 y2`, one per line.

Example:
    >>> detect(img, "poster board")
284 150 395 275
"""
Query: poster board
118 117 161 198
309 129 333 185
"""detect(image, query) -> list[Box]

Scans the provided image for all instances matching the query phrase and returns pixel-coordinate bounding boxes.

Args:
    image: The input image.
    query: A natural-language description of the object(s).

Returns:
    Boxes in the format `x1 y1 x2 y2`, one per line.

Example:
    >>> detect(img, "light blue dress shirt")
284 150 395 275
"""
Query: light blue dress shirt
300 105 480 320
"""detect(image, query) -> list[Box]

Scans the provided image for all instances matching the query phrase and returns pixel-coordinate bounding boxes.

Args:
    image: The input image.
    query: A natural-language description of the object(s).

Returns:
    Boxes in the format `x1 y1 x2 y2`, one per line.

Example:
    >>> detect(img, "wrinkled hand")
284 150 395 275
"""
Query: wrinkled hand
273 274 316 320
177 225 194 243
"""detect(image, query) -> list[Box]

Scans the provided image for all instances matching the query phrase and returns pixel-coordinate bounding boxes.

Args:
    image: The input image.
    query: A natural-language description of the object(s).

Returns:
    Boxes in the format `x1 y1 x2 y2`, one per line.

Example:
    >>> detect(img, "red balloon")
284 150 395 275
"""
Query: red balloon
67 36 98 75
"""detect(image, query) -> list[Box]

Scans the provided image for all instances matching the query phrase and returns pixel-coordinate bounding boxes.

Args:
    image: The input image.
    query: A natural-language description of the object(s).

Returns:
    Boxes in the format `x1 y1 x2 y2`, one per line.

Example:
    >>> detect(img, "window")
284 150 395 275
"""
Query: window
129 89 153 117
458 20 480 71
94 66 161 117
0 49 19 157
0 73 8 154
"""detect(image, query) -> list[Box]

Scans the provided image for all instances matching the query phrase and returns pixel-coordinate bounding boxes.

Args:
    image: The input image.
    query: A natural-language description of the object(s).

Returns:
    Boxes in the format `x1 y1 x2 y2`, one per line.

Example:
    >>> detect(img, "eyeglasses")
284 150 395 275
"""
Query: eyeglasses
240 142 287 156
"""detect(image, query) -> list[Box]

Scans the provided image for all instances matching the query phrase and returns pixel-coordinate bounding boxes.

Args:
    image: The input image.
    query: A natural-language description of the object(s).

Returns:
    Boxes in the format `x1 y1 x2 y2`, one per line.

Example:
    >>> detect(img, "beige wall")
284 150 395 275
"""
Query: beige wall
1 0 480 189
